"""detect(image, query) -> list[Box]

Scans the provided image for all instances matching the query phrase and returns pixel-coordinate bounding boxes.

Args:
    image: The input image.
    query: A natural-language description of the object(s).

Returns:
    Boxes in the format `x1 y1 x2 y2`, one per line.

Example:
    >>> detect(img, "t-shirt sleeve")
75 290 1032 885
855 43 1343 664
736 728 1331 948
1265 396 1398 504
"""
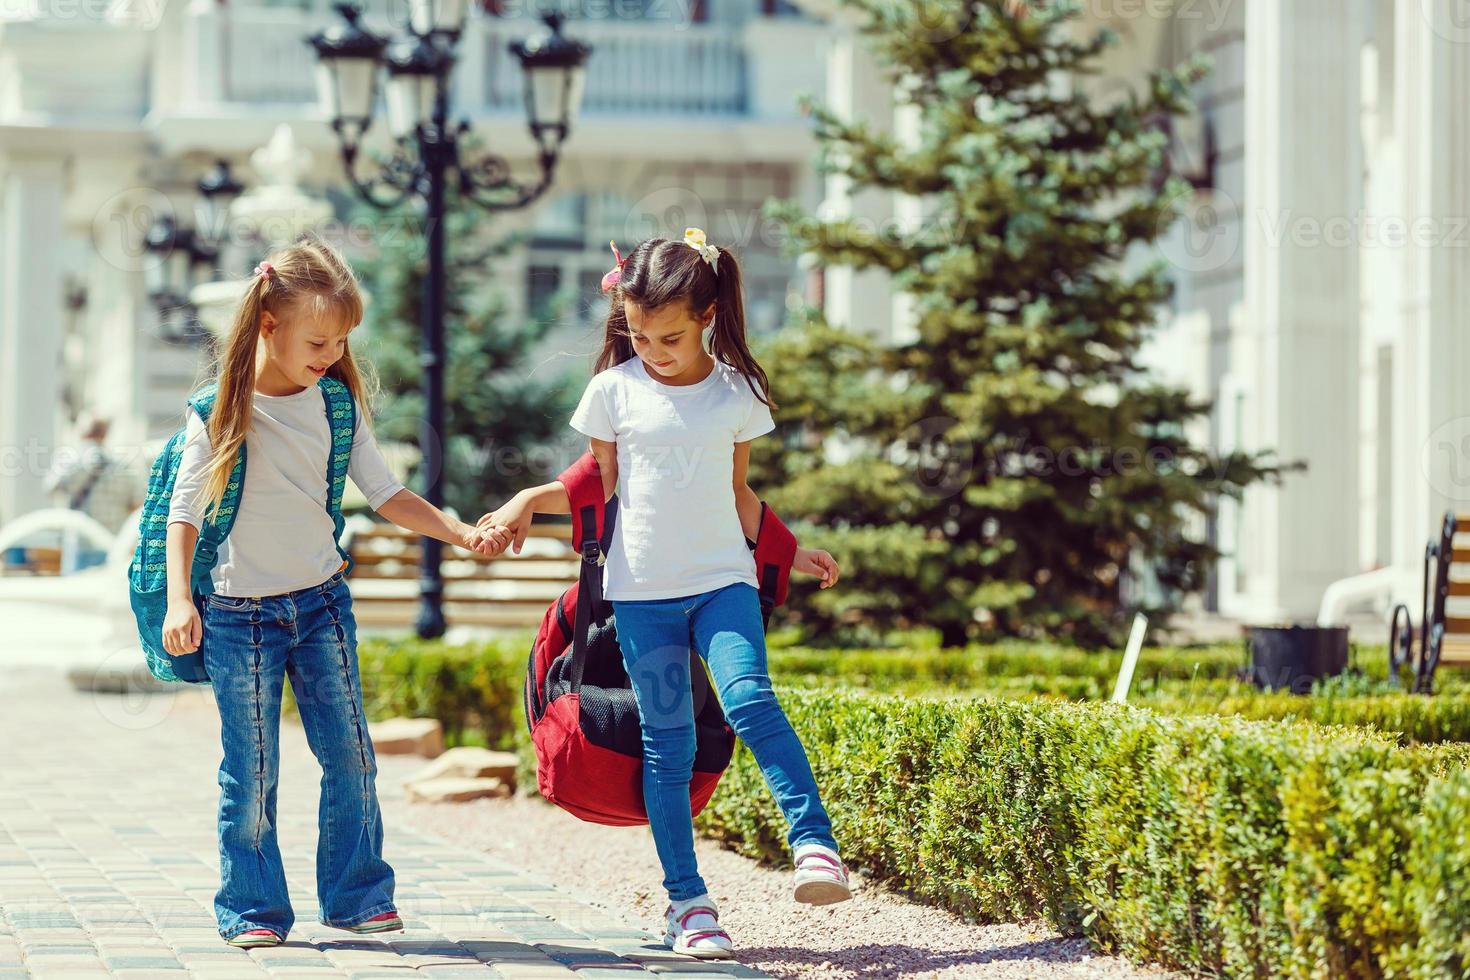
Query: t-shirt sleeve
167 406 213 529
570 373 618 442
347 400 407 512
735 389 776 442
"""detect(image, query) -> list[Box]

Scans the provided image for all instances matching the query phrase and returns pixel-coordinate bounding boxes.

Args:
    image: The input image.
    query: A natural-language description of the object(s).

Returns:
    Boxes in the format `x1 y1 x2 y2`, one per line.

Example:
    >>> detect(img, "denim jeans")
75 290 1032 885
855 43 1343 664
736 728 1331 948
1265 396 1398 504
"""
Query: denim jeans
610 581 838 902
201 568 396 940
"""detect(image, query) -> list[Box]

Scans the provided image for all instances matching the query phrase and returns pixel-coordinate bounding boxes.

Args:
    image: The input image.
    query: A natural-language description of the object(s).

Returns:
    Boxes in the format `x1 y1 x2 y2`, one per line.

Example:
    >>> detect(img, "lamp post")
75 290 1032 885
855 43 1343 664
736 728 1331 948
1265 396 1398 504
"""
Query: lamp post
308 2 589 639
144 159 245 345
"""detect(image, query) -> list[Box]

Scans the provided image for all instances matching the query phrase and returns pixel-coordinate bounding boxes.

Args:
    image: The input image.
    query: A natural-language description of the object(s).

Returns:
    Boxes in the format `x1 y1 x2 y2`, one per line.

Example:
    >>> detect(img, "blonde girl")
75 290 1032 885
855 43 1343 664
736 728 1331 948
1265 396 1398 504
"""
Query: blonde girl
161 236 507 947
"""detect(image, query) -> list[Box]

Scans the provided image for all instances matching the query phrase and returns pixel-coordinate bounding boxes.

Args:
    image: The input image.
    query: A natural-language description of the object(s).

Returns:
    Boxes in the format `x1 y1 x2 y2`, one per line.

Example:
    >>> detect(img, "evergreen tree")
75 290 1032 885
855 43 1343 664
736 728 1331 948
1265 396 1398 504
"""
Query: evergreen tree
755 0 1287 647
353 191 579 521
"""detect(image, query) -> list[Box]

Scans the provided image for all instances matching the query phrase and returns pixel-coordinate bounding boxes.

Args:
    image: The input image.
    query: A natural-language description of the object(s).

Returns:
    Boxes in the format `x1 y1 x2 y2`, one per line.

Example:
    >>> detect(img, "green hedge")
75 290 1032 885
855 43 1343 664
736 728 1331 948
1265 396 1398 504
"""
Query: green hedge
335 635 1470 975
1138 690 1470 746
768 642 1247 688
283 635 531 750
695 687 1470 978
337 636 1470 746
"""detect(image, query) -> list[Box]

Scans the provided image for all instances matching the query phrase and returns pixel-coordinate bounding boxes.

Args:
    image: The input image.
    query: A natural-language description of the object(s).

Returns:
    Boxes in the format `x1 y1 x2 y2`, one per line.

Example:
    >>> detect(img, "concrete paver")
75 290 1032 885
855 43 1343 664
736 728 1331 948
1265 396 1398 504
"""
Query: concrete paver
1 667 764 979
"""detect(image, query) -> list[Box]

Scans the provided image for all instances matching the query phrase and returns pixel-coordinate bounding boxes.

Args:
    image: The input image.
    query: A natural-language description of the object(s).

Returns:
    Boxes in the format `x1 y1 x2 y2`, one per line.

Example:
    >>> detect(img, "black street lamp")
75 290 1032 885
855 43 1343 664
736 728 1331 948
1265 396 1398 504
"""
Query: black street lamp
308 3 589 639
195 158 246 258
144 160 245 345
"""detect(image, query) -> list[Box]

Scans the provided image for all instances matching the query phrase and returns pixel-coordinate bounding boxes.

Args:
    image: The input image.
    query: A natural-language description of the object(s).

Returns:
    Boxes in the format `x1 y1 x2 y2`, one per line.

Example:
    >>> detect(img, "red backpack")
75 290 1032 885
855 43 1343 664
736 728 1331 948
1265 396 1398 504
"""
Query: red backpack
524 451 799 826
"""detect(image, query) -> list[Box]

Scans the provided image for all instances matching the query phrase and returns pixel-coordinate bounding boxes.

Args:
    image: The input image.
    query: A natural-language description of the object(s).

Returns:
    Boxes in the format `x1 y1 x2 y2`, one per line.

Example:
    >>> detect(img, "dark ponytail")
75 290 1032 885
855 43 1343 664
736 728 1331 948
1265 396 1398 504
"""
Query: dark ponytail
595 237 774 411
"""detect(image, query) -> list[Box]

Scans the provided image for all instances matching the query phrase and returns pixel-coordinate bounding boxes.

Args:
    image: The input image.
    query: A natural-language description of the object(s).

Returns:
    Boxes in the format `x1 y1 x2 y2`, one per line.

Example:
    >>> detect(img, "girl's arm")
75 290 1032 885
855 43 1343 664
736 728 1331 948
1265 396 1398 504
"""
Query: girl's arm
476 438 617 554
376 488 508 554
733 441 763 541
733 441 841 589
162 520 202 654
163 406 210 655
348 404 506 554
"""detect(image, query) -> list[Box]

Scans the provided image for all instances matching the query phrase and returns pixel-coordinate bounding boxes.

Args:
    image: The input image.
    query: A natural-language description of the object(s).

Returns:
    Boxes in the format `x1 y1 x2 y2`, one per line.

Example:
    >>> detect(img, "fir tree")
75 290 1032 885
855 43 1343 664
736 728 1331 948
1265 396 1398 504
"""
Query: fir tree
755 0 1287 647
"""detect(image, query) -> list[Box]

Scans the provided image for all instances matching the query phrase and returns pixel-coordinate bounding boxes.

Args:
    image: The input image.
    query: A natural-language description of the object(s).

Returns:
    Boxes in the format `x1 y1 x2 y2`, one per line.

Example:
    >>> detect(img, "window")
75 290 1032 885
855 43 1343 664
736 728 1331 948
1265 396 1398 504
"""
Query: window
531 194 587 250
526 265 564 323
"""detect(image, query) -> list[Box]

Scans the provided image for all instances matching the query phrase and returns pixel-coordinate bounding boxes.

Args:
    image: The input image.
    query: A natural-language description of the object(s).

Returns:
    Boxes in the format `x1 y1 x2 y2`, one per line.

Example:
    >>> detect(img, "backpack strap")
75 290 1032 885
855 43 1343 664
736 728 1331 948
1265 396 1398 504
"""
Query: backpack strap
751 502 798 628
558 451 610 561
318 376 357 572
557 451 616 693
187 383 247 587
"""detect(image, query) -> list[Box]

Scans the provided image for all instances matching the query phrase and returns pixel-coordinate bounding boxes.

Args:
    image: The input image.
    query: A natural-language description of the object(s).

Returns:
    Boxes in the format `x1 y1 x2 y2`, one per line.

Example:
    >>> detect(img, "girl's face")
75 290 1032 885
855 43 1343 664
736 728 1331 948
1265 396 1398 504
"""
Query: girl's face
624 299 715 383
259 304 353 391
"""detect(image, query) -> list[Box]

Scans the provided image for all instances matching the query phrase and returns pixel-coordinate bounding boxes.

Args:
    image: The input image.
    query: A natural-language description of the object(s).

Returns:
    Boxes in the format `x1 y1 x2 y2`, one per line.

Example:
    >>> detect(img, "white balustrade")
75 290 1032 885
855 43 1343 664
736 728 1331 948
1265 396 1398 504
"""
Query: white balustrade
207 7 749 116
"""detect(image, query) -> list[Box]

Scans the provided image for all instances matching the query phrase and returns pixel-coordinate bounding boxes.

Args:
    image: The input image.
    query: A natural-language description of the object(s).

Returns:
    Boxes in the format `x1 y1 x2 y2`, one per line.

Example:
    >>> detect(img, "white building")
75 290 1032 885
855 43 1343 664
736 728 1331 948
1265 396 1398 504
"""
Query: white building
1111 0 1470 626
815 0 1470 627
5 0 1467 630
0 0 829 523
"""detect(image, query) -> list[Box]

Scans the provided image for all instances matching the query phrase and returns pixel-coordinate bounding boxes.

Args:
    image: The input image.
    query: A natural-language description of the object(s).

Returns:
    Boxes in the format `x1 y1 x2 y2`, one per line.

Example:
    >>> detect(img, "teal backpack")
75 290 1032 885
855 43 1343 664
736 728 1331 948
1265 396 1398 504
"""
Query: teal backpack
127 376 356 684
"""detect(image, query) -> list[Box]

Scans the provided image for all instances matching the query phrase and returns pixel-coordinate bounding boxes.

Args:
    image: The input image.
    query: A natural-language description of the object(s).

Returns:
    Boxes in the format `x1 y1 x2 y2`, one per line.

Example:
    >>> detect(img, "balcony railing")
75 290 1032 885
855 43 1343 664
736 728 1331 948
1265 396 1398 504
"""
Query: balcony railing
211 8 746 116
483 20 745 116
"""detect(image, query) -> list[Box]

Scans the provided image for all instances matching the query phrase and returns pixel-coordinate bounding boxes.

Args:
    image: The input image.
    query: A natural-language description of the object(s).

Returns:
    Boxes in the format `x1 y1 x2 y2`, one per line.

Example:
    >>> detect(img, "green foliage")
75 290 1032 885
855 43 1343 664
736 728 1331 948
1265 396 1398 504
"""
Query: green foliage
351 186 580 519
752 0 1288 647
342 634 531 750
696 686 1470 977
326 633 1470 974
1144 688 1470 746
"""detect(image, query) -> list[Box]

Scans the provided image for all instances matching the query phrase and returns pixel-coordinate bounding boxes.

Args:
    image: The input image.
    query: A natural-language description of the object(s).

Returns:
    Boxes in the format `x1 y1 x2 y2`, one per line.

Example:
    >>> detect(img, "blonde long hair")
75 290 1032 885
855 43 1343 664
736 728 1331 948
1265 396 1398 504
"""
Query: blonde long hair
196 234 376 519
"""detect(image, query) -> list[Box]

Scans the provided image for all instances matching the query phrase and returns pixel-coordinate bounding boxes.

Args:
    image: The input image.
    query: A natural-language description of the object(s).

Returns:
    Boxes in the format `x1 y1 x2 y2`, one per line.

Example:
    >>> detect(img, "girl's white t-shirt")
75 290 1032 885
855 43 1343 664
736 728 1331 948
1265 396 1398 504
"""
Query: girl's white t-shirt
167 384 406 597
570 356 776 601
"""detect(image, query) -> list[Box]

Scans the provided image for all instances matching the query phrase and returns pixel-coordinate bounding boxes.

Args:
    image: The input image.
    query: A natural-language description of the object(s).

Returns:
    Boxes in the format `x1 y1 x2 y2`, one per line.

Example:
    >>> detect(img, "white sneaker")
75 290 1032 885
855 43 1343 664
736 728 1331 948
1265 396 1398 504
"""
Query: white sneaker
792 842 852 906
662 894 734 960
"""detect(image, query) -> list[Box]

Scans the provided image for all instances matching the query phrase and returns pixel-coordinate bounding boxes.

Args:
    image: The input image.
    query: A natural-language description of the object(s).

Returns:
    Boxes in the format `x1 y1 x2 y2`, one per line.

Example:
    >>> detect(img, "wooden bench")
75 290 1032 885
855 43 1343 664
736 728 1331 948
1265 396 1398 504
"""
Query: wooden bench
1434 519 1470 670
1392 512 1470 690
346 520 579 630
0 546 62 576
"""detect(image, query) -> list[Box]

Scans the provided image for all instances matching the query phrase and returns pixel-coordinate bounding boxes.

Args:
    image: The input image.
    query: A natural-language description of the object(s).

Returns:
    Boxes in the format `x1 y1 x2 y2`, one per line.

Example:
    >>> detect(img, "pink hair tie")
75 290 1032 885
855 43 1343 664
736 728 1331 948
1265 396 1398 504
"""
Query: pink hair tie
252 260 274 281
599 240 625 294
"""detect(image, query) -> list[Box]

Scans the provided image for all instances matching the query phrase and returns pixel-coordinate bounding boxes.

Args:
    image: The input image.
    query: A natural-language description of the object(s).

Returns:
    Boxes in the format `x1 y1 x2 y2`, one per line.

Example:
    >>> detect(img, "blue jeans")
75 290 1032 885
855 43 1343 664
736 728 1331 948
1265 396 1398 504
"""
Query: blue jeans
611 581 838 902
201 569 396 940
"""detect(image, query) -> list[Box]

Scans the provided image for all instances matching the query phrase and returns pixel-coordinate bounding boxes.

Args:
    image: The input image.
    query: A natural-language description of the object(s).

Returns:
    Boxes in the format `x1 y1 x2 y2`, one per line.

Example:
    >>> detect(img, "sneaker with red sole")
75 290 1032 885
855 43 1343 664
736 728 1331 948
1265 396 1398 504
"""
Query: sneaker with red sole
337 911 403 934
225 928 284 948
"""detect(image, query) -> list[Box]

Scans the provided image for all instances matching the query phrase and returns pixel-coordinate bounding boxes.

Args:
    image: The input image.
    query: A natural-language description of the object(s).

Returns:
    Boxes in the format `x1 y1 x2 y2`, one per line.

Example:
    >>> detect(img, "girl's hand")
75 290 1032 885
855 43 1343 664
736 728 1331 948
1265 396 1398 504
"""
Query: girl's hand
162 599 202 655
464 522 511 557
794 547 841 589
477 493 533 555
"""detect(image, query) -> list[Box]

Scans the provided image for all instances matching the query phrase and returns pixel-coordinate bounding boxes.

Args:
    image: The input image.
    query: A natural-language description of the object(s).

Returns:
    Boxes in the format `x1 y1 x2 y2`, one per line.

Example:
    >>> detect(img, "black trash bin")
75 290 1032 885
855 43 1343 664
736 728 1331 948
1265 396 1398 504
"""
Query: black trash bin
1246 624 1350 693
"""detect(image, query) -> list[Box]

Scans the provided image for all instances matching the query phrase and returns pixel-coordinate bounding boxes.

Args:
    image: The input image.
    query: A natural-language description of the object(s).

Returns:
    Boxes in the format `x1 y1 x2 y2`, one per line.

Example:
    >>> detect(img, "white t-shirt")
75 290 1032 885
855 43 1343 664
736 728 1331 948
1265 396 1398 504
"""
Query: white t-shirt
167 384 406 597
570 356 776 601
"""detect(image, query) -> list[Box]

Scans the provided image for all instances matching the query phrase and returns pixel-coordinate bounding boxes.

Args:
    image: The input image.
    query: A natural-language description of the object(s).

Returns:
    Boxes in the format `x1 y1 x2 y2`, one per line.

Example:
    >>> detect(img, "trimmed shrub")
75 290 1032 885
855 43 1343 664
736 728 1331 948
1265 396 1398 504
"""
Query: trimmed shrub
696 687 1470 978
1141 691 1470 746
330 634 1470 975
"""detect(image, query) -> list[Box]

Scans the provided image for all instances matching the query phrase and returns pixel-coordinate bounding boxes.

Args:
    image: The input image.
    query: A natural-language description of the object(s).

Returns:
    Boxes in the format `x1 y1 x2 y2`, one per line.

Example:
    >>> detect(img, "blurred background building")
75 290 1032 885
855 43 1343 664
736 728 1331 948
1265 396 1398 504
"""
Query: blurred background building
2 0 1468 628
0 0 827 516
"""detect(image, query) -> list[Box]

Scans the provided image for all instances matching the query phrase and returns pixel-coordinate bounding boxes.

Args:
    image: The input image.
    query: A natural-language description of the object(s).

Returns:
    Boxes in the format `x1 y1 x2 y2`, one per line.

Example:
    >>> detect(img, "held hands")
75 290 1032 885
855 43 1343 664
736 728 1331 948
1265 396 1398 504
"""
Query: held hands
463 521 512 557
162 599 202 655
794 547 841 589
475 492 533 556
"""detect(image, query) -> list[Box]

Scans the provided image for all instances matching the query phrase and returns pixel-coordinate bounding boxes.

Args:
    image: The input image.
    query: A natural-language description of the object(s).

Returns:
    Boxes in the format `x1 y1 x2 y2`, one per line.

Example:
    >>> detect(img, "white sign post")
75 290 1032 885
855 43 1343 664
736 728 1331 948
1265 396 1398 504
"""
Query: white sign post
1110 613 1149 703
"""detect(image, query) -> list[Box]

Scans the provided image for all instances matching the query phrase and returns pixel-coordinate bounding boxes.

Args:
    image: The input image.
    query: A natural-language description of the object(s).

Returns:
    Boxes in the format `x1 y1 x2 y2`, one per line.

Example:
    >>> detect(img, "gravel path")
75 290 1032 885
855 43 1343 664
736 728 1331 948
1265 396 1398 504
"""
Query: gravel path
380 782 1184 980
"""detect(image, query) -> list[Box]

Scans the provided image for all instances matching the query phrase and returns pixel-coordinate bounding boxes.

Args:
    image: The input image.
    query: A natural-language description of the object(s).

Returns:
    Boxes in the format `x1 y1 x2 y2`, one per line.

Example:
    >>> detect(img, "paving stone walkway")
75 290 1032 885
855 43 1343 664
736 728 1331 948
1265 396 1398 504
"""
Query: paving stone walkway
0 666 764 980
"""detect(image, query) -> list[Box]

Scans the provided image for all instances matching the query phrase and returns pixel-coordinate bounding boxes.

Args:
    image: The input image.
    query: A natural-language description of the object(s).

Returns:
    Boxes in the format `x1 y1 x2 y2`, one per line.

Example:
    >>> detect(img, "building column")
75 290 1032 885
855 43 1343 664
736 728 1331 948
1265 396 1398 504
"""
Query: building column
1392 0 1470 574
1236 0 1363 620
818 25 894 344
0 155 65 524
